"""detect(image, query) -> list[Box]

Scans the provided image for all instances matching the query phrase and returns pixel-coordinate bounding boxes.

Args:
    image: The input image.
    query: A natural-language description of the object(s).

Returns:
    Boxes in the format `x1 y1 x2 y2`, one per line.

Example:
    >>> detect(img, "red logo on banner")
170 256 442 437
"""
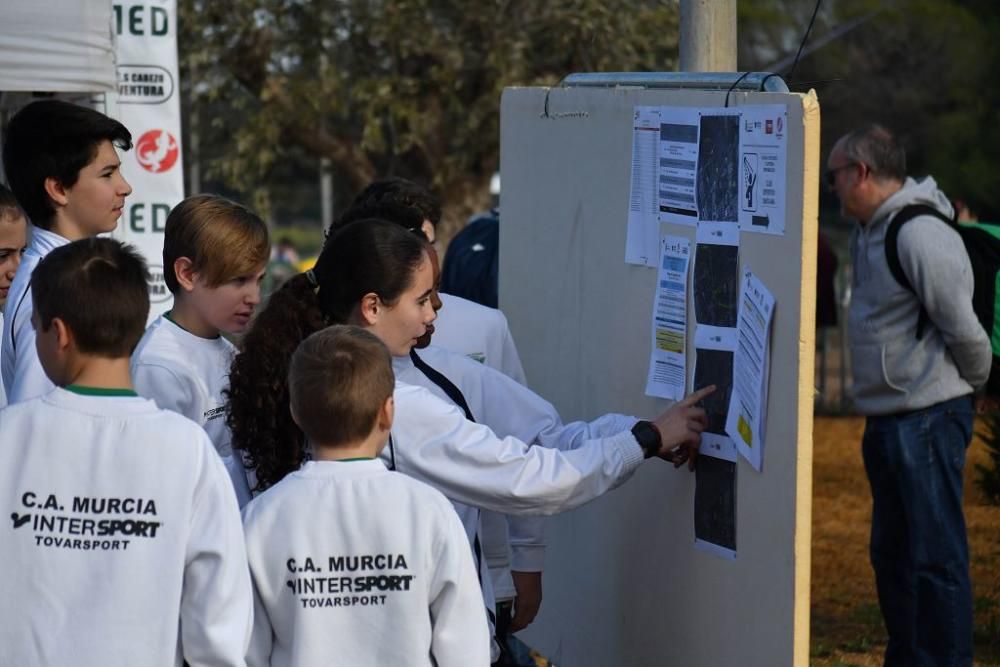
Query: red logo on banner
765 119 773 134
136 130 179 173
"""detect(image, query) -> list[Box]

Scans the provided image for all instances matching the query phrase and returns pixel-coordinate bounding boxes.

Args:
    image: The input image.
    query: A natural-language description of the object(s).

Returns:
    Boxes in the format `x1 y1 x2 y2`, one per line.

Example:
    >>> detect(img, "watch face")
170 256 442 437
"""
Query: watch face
632 421 660 456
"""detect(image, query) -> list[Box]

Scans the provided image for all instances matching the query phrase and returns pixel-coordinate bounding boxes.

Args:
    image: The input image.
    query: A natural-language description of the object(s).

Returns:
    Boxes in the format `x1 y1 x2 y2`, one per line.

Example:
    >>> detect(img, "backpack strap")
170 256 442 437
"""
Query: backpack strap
884 204 956 339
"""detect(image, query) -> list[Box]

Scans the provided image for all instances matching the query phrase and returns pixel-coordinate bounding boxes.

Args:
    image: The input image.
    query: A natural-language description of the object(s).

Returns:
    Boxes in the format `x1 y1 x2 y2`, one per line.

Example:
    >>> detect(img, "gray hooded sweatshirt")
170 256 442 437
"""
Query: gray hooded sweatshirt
848 176 990 416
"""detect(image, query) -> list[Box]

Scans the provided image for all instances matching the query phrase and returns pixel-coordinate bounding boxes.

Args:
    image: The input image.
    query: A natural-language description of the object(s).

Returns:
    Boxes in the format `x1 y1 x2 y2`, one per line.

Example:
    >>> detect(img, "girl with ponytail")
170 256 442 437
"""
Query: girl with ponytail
229 219 712 658
229 220 710 501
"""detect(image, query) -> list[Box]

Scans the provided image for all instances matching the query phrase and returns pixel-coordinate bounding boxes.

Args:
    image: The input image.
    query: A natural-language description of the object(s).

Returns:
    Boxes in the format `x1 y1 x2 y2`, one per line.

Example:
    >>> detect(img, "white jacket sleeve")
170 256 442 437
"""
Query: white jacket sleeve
473 361 637 453
507 516 546 572
466 360 633 574
481 509 545 576
6 309 54 404
428 497 492 666
388 384 645 516
181 445 254 667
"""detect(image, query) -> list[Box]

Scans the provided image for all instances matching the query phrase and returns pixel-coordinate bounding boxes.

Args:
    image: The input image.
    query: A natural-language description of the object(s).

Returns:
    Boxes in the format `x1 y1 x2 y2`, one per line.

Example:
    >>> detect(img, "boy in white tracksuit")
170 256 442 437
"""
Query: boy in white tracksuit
132 195 270 506
0 238 252 666
1 100 133 405
243 325 490 666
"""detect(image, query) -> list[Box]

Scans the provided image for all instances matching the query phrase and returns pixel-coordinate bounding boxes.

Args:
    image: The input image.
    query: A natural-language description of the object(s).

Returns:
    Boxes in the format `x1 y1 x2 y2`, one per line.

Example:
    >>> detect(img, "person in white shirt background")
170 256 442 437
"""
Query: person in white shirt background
0 237 251 666
243 324 490 667
0 184 28 408
132 194 269 506
1 99 133 406
228 219 713 663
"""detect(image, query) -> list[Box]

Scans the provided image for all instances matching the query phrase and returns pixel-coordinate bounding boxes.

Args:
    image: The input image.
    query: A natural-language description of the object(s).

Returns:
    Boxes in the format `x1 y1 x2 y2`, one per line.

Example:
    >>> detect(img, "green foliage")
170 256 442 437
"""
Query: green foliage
740 0 1000 220
976 412 1000 504
178 0 680 232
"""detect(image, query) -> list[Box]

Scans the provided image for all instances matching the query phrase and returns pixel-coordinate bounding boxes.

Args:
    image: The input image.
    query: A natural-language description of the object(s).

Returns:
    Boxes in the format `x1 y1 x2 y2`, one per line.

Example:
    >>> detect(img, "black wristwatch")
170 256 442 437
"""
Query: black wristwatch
631 420 662 459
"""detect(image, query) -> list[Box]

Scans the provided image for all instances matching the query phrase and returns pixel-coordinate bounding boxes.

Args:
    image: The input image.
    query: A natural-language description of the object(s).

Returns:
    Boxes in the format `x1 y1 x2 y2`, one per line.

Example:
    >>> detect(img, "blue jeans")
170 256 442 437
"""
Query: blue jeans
862 394 974 667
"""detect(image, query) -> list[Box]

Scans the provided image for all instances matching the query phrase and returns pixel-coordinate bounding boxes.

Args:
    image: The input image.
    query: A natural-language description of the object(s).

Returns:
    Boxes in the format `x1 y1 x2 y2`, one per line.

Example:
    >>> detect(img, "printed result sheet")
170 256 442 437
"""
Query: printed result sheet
726 268 775 472
626 106 662 266
645 236 690 400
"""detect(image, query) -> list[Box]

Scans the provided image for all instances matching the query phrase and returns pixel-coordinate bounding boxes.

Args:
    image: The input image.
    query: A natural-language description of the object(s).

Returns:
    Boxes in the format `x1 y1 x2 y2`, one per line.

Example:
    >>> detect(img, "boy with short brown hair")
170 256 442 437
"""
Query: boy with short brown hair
132 194 269 505
0 237 252 666
242 325 490 667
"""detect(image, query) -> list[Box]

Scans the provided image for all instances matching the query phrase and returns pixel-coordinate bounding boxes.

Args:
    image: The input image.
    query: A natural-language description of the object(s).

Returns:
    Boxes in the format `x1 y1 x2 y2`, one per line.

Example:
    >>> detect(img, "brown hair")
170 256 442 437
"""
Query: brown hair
227 220 426 491
0 183 24 222
32 238 150 357
289 325 394 447
162 194 269 293
2 100 131 229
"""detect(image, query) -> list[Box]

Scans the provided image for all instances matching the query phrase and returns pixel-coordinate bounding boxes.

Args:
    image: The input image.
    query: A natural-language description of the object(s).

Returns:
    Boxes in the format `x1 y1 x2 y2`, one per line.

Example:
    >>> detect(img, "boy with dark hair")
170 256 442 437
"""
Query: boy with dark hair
242 325 490 667
132 194 269 505
1 99 133 404
0 237 252 666
341 176 442 242
0 184 28 406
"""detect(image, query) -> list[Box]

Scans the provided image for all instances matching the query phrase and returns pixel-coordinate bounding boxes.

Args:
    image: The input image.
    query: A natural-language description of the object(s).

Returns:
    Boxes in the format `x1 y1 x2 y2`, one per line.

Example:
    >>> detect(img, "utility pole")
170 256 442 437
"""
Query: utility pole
320 158 334 232
318 50 334 232
679 0 737 71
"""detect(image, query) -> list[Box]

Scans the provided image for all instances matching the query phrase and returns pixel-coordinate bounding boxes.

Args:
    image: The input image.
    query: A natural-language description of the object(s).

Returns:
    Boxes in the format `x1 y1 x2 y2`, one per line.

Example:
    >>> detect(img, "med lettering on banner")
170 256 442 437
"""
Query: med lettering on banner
103 1 184 317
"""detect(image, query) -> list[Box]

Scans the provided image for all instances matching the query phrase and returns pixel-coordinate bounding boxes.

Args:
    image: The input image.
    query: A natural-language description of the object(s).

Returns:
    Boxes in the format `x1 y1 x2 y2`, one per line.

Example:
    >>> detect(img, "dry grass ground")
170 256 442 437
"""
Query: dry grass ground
811 417 1000 666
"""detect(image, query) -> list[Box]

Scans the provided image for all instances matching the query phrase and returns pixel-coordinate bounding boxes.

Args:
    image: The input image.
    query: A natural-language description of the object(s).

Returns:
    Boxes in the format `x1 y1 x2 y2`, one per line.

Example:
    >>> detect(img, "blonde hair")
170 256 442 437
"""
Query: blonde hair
163 194 269 293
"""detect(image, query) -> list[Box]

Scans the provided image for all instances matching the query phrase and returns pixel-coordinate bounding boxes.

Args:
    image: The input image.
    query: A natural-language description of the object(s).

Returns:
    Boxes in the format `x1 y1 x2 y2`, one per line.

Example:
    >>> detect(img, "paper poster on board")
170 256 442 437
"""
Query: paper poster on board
626 106 662 266
738 105 788 235
691 221 740 560
695 455 737 560
726 268 776 472
657 107 741 227
645 236 690 400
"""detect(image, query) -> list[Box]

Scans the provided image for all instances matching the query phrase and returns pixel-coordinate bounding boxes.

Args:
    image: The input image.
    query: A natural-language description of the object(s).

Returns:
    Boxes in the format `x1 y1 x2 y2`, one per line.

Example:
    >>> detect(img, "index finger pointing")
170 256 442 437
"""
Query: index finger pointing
678 384 716 407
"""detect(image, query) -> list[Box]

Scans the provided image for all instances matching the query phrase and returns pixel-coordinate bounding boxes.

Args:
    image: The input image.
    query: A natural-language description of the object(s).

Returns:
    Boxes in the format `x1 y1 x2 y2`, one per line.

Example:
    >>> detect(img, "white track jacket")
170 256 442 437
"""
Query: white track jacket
0 387 253 666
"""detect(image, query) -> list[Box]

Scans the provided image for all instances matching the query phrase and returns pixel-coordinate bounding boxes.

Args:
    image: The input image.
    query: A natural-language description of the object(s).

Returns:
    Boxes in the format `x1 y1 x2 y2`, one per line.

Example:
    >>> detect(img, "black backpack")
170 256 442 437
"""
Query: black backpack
885 204 1000 394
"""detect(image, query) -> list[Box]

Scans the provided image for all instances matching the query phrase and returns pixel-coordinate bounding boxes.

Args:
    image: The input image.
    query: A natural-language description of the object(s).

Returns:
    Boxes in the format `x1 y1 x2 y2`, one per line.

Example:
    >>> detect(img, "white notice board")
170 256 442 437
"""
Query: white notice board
498 84 819 667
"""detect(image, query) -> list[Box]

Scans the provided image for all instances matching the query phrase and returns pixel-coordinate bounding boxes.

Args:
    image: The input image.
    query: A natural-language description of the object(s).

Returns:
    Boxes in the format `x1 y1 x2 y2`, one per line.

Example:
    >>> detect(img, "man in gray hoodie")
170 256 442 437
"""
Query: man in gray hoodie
828 124 990 666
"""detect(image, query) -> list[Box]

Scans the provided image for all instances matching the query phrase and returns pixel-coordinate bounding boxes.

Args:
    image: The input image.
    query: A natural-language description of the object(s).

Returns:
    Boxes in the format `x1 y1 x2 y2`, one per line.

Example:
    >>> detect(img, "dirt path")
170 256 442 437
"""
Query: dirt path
811 417 1000 666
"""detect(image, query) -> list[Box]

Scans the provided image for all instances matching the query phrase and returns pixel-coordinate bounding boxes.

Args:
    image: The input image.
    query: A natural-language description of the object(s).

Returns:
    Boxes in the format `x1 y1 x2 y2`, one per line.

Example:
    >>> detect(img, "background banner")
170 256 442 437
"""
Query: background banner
103 0 184 320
